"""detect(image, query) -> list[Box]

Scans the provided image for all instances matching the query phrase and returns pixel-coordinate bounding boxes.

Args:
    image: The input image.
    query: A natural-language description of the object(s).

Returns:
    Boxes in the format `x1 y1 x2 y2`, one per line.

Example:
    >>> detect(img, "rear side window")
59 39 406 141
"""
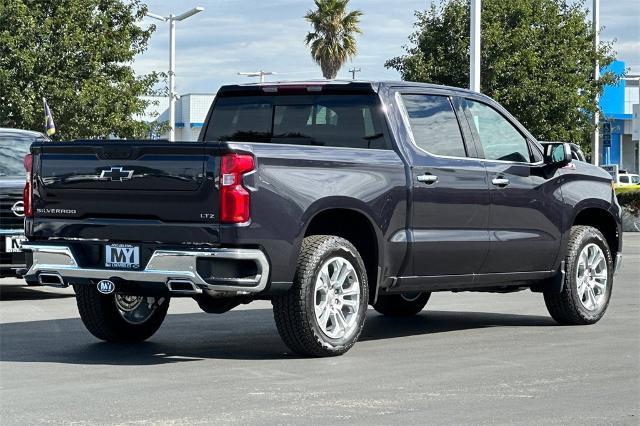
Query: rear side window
620 176 629 183
400 94 467 157
204 95 390 149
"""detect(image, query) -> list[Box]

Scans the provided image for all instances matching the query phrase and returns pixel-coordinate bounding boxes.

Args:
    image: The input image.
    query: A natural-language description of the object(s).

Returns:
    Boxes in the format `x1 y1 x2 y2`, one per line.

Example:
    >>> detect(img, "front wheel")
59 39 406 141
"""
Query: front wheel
373 292 431 316
74 285 170 342
272 235 369 357
543 225 613 325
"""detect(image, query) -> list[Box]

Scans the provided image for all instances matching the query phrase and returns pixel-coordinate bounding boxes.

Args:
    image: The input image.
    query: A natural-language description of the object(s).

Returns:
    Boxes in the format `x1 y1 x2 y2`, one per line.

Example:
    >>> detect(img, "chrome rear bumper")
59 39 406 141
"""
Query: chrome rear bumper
22 244 269 294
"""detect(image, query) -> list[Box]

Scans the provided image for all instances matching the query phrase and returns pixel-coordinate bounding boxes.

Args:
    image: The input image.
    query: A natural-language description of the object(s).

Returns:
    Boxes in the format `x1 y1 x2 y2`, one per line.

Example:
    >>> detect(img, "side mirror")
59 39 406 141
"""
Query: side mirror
545 143 572 166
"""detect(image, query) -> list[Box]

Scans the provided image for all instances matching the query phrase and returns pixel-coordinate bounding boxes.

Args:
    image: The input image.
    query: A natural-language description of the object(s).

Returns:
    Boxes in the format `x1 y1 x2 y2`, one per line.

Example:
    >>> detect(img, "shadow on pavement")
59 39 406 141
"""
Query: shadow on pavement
0 308 555 365
0 284 75 301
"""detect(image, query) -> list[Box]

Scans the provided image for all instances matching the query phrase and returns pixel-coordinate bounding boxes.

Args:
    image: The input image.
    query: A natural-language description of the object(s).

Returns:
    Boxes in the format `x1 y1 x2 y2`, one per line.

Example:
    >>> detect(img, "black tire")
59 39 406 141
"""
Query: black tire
74 285 170 342
373 292 431 316
272 235 369 357
544 225 613 325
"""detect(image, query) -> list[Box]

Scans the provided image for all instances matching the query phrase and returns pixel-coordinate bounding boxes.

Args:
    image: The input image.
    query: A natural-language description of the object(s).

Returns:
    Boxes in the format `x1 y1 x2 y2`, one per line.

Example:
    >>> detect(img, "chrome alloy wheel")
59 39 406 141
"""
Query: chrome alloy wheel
576 243 608 311
114 294 164 325
313 257 361 339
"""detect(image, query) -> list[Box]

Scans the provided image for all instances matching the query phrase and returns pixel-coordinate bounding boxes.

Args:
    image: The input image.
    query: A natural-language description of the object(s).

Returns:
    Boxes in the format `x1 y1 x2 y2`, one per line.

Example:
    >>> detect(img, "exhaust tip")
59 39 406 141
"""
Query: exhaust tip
166 279 201 295
38 273 67 287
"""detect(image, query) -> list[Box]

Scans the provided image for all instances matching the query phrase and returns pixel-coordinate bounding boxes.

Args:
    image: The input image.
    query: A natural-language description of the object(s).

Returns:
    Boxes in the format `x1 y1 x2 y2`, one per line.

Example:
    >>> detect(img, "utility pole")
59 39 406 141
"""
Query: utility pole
469 0 481 92
238 71 275 83
146 7 204 142
592 0 600 166
349 67 361 80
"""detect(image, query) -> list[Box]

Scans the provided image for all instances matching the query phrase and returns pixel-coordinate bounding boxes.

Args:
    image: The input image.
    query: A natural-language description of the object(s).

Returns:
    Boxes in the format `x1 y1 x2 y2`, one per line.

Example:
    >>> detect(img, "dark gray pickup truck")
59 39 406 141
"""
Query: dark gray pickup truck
21 81 622 356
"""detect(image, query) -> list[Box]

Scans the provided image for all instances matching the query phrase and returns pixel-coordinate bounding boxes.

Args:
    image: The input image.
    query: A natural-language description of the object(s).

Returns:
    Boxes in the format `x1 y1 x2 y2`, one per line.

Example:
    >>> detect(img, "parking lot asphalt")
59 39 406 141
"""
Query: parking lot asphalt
1 235 639 425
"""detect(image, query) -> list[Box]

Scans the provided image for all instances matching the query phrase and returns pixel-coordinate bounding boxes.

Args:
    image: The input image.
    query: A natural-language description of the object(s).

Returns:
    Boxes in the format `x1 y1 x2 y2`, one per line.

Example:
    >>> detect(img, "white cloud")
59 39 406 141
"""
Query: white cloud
134 0 640 91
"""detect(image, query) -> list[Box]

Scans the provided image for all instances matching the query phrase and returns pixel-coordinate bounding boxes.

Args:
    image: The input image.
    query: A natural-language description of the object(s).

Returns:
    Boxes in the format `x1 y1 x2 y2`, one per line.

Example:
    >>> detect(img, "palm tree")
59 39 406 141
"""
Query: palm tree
304 0 362 79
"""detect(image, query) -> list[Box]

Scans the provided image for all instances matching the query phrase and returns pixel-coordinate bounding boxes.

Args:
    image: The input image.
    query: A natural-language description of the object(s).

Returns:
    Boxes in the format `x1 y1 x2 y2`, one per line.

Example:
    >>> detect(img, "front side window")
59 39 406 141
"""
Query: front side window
462 99 532 163
401 94 467 157
620 176 629 184
204 94 389 149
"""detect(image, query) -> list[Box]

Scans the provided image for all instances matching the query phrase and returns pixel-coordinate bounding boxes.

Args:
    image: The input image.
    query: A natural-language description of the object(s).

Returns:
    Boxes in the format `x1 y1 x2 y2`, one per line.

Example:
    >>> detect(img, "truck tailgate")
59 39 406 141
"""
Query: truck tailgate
30 142 221 242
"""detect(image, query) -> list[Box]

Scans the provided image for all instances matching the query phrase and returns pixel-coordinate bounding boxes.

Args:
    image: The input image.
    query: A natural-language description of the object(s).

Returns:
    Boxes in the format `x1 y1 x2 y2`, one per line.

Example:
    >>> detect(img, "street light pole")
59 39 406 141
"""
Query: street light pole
238 71 275 83
146 7 204 142
592 0 600 166
470 0 481 92
169 15 176 142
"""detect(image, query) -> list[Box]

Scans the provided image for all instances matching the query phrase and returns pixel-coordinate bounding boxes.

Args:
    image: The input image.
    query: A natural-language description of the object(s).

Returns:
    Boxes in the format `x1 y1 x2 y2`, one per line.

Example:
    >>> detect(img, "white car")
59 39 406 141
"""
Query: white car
617 172 640 186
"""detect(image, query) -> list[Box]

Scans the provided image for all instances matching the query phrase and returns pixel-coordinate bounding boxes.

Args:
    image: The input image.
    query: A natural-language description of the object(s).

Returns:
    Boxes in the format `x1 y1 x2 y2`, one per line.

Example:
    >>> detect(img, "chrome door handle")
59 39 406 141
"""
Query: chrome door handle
491 177 510 187
417 174 438 184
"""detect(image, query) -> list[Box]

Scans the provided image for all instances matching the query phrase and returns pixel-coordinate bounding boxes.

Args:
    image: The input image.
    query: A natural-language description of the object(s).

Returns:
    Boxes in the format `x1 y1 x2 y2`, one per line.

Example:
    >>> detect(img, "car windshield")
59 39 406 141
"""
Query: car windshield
0 134 35 176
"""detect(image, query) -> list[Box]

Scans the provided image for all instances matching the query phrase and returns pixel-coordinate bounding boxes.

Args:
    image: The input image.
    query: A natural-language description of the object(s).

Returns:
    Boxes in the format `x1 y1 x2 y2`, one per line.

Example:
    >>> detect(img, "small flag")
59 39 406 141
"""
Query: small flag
43 98 55 136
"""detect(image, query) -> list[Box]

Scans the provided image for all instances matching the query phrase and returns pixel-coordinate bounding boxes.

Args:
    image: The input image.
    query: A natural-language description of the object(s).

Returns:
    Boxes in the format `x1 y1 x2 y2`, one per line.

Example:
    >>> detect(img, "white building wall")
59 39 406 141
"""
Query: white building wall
153 93 215 141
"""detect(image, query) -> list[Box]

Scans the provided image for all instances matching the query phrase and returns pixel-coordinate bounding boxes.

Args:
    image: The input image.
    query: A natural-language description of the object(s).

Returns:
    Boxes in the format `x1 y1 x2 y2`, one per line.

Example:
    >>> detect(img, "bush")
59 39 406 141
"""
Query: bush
616 188 640 217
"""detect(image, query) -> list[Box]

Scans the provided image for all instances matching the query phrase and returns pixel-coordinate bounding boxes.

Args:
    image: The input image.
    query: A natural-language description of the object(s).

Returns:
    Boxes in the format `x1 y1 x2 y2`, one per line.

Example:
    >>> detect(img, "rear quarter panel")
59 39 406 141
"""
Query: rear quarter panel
221 142 408 285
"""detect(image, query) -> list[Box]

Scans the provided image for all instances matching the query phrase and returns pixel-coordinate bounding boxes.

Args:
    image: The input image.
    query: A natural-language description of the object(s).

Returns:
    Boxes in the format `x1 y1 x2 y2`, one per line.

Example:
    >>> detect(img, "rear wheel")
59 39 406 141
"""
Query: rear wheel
74 285 169 342
373 292 431 316
272 235 368 357
543 225 613 325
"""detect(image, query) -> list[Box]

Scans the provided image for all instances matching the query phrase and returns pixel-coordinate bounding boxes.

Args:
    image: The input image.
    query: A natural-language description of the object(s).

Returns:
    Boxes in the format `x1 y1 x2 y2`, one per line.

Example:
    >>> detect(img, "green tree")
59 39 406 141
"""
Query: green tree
385 0 620 150
305 0 362 79
0 0 162 140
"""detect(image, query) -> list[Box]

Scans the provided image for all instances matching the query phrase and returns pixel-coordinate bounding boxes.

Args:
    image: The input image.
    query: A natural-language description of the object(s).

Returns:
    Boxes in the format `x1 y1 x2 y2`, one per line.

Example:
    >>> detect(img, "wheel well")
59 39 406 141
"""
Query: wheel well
304 209 379 303
573 208 619 254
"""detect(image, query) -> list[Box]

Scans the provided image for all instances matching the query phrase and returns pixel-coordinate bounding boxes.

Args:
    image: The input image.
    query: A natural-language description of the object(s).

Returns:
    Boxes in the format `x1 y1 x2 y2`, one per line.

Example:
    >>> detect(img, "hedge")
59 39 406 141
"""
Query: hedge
616 187 640 217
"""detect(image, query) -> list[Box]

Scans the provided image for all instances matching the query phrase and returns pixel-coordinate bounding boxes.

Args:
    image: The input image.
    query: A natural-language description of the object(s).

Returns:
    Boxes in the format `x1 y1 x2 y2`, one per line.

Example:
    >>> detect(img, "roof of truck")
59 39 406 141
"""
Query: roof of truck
0 128 49 139
219 80 483 97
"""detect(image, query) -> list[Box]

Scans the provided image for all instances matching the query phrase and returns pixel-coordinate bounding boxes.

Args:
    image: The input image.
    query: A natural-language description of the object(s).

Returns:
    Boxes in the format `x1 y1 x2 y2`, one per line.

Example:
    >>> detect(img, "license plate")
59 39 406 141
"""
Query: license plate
105 244 140 269
4 235 26 253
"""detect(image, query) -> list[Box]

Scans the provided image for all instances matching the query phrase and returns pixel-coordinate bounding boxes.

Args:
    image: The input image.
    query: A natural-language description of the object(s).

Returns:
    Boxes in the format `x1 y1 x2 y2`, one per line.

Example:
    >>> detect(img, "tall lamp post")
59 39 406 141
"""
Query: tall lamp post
238 71 275 83
470 0 481 92
147 7 204 142
592 0 600 166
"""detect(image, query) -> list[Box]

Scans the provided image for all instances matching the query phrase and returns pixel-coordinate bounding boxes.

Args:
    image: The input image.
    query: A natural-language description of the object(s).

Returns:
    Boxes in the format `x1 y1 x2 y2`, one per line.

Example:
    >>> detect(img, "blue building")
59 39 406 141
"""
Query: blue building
599 60 639 173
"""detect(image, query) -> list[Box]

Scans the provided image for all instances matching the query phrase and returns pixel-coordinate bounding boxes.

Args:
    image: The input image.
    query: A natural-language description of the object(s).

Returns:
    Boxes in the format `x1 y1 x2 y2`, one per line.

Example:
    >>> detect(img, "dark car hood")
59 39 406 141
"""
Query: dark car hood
0 176 25 194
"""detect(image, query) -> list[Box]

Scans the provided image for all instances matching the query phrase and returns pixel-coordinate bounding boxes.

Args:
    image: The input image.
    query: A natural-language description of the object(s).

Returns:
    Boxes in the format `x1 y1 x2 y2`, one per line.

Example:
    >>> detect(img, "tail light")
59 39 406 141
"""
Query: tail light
219 153 254 223
23 154 33 217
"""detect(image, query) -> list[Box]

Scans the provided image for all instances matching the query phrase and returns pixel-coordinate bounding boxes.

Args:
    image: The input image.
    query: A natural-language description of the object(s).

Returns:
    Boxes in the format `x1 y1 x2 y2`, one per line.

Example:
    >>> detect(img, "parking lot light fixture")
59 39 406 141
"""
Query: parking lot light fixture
146 7 205 142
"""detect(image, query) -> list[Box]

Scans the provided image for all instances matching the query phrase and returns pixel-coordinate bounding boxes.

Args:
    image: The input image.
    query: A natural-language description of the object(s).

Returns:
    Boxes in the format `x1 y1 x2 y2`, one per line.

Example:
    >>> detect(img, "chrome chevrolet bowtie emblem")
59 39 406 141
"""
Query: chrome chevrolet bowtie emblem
99 167 134 182
11 201 24 217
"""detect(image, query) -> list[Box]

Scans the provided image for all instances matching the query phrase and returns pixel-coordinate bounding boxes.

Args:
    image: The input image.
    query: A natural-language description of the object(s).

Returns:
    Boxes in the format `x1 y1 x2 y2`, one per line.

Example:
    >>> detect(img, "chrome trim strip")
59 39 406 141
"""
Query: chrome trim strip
22 244 270 293
0 229 25 235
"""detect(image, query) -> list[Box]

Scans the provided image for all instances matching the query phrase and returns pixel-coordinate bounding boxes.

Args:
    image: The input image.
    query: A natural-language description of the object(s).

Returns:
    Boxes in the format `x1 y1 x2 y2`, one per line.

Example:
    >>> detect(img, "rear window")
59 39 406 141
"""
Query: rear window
203 95 390 149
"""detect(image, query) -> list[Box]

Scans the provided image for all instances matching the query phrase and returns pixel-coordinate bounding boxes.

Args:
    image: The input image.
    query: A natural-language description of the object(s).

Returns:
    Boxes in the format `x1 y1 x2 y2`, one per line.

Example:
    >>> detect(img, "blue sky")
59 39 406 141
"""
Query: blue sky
134 0 640 94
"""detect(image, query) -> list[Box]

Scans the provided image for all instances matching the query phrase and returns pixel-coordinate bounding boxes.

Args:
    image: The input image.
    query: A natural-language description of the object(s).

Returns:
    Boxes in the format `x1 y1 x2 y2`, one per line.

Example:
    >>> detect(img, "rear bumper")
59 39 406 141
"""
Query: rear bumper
21 244 269 294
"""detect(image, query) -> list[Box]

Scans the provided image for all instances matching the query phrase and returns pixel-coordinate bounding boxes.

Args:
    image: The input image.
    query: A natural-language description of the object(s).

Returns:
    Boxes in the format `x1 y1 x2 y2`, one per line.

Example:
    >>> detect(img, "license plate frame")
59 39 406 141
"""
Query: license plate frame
4 235 26 253
105 244 140 269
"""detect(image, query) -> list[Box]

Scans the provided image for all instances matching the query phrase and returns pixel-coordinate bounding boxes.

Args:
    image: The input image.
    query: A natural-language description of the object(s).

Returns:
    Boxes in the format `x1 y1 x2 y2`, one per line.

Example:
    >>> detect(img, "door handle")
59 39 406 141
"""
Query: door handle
491 177 510 187
417 174 438 184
